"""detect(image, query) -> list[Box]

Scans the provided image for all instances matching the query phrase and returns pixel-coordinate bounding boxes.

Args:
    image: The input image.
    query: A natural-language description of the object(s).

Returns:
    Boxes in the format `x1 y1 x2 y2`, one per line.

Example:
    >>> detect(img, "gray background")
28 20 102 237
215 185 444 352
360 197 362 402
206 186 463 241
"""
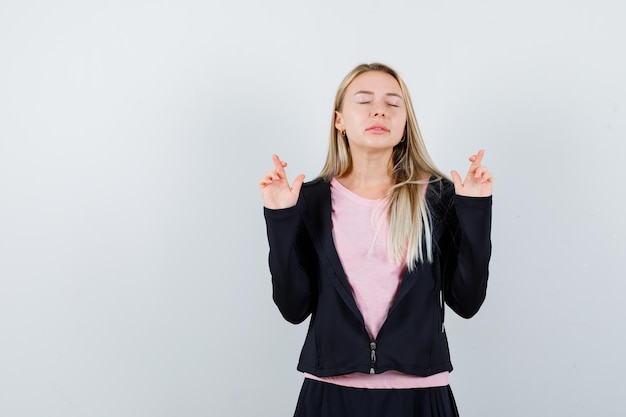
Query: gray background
1 0 624 416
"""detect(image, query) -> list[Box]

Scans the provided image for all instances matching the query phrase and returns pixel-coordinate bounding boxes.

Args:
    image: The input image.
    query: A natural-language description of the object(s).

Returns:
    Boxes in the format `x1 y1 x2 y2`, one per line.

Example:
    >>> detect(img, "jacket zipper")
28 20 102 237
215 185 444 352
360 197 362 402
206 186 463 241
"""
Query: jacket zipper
367 292 442 375
440 289 445 333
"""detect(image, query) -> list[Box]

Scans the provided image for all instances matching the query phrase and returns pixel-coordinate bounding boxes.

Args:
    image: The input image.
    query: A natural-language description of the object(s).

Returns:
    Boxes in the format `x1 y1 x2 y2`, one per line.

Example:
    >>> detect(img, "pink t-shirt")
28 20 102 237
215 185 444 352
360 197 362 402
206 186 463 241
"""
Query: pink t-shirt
304 177 449 389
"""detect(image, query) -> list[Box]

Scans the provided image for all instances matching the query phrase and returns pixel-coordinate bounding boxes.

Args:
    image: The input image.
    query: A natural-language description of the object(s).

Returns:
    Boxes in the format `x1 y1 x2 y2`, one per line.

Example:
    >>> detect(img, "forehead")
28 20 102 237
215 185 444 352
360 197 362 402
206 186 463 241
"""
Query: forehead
346 71 402 95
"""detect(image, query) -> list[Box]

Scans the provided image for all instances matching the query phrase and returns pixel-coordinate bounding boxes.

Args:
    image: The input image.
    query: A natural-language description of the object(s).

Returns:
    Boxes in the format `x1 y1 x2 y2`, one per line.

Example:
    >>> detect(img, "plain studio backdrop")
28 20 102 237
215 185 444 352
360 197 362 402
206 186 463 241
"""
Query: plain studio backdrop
1 1 624 416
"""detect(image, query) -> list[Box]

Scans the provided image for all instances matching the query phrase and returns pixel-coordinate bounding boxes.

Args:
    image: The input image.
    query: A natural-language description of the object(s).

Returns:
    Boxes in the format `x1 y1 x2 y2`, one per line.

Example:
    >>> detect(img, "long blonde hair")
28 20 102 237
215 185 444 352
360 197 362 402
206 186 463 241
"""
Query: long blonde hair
319 63 446 269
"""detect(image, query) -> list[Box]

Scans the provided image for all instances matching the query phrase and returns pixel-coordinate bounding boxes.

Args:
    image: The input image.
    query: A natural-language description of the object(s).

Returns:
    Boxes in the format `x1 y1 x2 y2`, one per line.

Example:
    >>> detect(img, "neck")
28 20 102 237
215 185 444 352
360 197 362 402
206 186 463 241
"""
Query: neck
338 148 394 199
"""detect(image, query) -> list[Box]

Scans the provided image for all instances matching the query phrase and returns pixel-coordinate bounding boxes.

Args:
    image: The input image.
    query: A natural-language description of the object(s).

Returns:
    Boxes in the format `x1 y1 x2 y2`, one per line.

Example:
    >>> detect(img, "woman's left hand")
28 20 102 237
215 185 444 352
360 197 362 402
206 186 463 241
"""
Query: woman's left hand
451 149 493 197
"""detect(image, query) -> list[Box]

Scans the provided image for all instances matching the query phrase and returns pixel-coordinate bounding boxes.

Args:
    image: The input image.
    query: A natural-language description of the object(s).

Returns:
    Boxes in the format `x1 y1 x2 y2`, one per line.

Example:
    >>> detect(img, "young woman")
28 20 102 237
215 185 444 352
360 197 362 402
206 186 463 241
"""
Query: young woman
259 63 493 417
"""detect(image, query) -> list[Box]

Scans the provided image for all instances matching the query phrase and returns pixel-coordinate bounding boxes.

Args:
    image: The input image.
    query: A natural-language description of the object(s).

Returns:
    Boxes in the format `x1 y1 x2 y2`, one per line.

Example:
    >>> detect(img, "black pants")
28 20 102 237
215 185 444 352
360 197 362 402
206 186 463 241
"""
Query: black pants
294 378 460 417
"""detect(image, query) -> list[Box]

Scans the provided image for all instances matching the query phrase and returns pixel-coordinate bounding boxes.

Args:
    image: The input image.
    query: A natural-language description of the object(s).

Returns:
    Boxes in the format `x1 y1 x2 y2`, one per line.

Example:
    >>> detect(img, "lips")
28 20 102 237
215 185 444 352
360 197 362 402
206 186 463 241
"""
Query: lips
366 124 390 133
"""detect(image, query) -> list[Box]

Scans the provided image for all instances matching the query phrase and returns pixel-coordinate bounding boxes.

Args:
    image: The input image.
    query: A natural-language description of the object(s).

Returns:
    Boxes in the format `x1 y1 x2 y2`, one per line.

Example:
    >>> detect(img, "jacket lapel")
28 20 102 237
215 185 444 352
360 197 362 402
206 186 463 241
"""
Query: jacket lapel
298 180 364 323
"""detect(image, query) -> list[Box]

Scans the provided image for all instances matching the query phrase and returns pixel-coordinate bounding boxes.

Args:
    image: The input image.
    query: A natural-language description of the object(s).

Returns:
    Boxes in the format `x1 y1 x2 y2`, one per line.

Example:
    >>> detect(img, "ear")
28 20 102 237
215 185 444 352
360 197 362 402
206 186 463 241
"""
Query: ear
334 110 344 132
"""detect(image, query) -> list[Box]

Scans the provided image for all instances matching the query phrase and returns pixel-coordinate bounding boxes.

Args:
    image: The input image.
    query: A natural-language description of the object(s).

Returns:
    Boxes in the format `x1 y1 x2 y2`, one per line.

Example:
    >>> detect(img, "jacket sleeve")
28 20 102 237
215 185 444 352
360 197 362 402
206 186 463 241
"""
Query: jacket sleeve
441 190 493 319
264 206 317 324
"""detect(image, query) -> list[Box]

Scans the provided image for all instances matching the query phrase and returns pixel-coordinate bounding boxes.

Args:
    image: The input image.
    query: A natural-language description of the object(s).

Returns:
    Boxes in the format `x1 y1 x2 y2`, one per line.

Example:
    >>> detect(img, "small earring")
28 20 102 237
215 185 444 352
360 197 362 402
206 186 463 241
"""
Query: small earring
400 136 405 142
341 130 346 137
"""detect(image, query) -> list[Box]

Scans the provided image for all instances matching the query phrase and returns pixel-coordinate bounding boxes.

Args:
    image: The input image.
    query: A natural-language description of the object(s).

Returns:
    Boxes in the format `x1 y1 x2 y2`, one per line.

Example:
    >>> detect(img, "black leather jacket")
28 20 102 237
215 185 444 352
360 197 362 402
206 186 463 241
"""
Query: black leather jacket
264 178 492 377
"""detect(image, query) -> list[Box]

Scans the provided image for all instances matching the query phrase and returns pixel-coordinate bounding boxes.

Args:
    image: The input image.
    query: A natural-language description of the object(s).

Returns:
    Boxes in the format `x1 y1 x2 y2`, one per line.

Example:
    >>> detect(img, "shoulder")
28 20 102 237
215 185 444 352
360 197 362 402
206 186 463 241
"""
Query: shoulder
424 176 456 225
300 177 330 198
296 177 331 212
426 176 455 204
302 177 329 189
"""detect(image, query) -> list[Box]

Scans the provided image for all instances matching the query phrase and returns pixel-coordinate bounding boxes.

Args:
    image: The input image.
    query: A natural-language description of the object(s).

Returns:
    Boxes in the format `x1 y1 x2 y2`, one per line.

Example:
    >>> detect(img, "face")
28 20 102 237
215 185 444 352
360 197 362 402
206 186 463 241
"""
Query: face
335 71 407 153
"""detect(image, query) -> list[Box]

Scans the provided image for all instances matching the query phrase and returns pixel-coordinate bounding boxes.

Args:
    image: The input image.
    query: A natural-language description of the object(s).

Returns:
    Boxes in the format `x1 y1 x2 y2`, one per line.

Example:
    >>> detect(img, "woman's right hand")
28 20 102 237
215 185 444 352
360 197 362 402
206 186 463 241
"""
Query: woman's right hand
258 154 305 210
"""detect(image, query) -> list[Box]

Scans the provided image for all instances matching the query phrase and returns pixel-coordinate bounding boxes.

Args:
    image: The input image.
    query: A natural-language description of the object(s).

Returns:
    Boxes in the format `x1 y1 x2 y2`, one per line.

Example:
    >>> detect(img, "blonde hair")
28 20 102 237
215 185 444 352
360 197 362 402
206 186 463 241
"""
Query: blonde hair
319 63 447 269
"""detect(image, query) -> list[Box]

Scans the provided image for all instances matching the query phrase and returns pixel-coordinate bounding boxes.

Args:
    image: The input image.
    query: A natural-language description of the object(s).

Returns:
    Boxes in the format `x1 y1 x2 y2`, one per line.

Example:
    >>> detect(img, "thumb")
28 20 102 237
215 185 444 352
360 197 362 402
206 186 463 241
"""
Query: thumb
291 174 306 195
450 170 463 191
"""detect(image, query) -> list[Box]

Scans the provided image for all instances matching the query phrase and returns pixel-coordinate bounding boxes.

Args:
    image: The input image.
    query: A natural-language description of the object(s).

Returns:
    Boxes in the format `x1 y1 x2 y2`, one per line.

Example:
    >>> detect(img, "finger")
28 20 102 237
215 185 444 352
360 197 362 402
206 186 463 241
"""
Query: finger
272 154 287 178
450 170 463 189
470 149 485 168
265 169 280 181
481 172 494 184
268 169 281 181
474 165 489 179
258 172 276 186
469 149 485 172
291 174 306 195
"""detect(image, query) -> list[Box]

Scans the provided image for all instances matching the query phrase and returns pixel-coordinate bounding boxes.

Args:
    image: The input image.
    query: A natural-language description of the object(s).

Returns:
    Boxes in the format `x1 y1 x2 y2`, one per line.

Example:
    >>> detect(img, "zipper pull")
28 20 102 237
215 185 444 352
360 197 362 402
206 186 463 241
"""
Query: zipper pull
369 342 377 374
440 290 445 333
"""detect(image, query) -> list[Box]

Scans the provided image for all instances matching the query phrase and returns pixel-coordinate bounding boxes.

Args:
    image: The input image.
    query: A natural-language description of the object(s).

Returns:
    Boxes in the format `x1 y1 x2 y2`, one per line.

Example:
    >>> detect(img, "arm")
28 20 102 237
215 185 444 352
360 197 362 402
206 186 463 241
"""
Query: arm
444 149 494 318
442 193 492 318
259 154 313 324
264 206 317 324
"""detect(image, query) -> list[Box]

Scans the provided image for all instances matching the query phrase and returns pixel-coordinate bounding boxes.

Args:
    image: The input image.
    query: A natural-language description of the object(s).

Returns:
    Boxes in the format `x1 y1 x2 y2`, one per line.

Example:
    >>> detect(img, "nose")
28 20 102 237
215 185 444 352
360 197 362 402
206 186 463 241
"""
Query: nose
371 108 385 117
371 101 385 117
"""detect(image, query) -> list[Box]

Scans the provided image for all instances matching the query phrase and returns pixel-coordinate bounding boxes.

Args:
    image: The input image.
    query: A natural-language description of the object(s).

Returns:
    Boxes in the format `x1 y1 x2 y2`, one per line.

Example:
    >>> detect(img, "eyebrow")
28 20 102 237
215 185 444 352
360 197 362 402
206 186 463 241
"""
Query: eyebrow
353 90 403 99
